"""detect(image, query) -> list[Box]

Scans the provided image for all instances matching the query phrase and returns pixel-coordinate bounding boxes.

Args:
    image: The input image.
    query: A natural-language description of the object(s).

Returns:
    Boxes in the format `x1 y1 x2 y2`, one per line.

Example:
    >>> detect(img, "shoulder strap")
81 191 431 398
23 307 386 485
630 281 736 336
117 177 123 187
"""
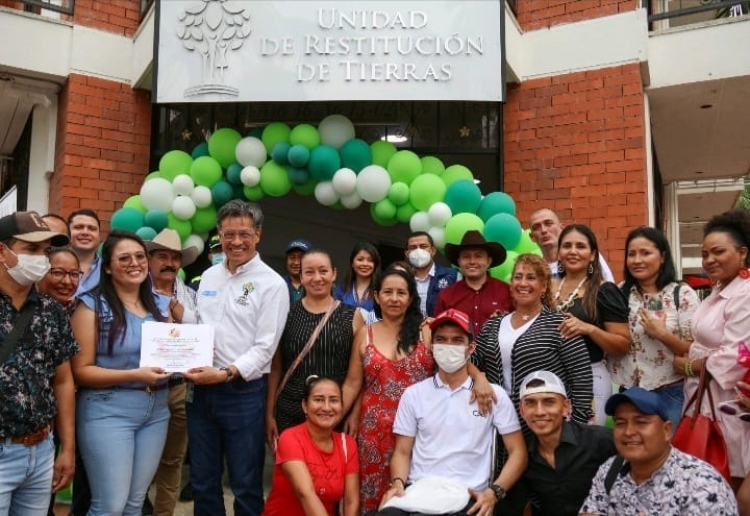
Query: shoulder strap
604 455 626 494
0 302 36 364
341 432 348 462
274 300 340 403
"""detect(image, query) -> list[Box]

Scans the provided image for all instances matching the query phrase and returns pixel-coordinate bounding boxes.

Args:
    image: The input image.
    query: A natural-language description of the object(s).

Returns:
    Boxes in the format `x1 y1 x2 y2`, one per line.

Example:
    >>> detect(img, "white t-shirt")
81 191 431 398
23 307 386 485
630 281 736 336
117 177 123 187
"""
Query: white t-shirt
498 315 538 392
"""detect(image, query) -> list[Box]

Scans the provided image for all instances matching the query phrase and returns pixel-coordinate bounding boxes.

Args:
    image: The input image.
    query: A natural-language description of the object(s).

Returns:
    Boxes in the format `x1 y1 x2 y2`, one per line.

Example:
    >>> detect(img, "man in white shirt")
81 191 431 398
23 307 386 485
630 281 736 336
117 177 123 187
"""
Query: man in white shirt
404 231 458 316
529 208 614 281
185 200 289 516
377 309 527 516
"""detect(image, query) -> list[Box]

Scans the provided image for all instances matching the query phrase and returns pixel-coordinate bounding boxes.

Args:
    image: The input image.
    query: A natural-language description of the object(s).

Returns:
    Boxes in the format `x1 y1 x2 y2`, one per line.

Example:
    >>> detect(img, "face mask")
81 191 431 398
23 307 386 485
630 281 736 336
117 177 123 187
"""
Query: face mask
211 252 225 265
408 248 431 269
432 344 468 374
5 251 50 286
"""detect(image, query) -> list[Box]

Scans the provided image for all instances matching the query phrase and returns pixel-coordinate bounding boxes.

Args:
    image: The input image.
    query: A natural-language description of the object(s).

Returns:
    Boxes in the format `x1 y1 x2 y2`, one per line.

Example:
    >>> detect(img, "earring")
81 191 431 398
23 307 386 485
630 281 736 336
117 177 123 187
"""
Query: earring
557 262 564 275
587 262 594 275
740 268 750 280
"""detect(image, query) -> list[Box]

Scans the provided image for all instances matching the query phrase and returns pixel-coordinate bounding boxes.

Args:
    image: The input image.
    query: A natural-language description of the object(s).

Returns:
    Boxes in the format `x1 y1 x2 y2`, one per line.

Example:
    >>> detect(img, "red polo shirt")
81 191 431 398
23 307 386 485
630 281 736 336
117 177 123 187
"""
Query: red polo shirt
435 277 512 336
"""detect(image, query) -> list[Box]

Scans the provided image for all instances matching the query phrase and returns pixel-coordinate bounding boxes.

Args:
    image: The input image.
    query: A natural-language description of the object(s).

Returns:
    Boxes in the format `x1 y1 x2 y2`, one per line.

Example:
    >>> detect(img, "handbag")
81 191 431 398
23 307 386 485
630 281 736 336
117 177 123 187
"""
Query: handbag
0 303 35 364
672 364 731 483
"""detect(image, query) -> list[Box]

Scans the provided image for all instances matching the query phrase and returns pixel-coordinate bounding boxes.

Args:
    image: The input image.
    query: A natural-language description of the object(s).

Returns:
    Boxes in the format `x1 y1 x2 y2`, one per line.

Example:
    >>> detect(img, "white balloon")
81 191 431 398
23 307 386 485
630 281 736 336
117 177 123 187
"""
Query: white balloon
318 114 355 150
428 227 446 249
314 181 340 206
356 165 391 203
172 174 195 196
331 168 358 196
172 196 197 221
235 137 267 168
340 191 363 210
183 234 205 264
190 186 213 208
240 166 261 187
428 202 453 227
409 211 431 233
140 178 176 212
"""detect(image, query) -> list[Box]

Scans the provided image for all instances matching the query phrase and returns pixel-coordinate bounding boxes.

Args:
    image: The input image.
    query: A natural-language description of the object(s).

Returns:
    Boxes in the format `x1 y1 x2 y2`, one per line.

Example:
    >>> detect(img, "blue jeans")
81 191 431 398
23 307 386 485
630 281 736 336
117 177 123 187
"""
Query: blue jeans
0 433 54 516
186 377 267 516
653 382 684 431
77 388 169 516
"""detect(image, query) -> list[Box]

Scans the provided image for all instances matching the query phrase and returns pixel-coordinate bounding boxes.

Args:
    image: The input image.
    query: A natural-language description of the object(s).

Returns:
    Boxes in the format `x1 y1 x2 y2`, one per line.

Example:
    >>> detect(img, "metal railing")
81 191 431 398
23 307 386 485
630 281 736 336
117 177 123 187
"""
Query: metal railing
17 0 74 16
644 0 749 27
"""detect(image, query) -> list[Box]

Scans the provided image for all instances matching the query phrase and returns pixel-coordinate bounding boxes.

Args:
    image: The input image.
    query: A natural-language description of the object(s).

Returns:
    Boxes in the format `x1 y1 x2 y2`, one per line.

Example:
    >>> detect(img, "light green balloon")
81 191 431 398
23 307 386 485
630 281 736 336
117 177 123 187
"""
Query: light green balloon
261 122 292 154
421 156 445 175
441 164 474 187
208 128 242 169
123 195 147 214
514 229 542 255
167 213 192 241
409 174 447 212
177 269 186 281
260 161 292 197
370 202 398 227
489 251 519 283
145 171 163 181
159 150 193 181
397 202 418 223
191 206 218 233
374 198 397 220
387 150 422 185
243 185 266 201
292 178 317 196
289 124 321 150
190 156 223 187
444 213 484 245
370 140 397 168
387 182 410 207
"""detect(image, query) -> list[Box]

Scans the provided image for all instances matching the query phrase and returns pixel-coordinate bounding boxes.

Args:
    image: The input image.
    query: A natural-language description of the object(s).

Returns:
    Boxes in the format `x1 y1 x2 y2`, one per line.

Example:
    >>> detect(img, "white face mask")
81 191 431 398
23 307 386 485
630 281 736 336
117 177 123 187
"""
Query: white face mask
5 250 50 286
432 344 468 374
211 252 225 265
408 248 432 269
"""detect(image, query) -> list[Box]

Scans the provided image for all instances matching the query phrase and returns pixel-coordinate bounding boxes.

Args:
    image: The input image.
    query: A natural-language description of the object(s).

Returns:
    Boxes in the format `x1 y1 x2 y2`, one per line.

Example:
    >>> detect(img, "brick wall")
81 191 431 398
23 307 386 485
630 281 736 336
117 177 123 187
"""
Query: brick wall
50 74 151 229
515 0 640 31
503 63 647 280
73 0 142 37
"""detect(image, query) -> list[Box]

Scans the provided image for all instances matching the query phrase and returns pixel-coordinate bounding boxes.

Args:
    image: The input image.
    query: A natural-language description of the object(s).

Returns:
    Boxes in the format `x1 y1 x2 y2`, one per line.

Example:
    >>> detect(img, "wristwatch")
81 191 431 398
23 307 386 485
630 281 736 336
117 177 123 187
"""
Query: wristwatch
219 366 234 382
489 485 506 501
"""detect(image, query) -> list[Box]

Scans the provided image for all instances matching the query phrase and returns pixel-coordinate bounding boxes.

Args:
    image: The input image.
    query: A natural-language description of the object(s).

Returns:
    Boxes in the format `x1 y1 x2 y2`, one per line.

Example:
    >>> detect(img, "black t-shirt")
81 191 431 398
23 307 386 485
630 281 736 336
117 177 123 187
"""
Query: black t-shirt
567 281 628 362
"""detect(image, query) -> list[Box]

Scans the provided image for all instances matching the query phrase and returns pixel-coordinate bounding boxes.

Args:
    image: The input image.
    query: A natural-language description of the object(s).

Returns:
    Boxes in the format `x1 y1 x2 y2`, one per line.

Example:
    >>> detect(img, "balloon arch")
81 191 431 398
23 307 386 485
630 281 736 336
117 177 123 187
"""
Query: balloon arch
112 114 541 282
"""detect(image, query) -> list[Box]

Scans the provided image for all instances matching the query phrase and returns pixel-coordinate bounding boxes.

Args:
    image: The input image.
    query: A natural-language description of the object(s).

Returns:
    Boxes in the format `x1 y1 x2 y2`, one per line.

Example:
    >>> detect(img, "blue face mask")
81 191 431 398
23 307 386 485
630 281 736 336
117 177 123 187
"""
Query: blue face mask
211 252 225 266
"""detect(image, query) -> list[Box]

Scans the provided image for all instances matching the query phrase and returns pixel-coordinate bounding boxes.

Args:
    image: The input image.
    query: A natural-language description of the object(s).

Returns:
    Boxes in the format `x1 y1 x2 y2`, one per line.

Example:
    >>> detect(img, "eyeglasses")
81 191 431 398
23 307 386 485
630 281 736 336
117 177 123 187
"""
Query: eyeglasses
116 253 148 266
219 229 256 241
48 268 83 282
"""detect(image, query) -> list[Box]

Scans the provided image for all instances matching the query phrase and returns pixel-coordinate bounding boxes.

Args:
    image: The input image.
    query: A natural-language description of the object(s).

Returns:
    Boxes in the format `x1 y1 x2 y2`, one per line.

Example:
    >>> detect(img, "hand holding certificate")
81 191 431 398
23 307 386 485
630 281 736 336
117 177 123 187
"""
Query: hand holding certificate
140 321 215 373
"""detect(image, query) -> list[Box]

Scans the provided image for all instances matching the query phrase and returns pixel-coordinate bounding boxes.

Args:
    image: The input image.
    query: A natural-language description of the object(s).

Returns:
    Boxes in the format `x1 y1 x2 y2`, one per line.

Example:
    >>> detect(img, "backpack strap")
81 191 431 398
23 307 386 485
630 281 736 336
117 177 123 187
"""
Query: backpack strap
604 455 626 494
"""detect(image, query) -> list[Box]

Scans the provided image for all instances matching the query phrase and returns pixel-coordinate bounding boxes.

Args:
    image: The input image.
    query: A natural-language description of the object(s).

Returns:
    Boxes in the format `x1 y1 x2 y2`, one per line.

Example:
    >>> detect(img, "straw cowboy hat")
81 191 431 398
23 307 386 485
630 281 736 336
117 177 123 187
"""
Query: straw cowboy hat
145 229 200 266
444 230 507 268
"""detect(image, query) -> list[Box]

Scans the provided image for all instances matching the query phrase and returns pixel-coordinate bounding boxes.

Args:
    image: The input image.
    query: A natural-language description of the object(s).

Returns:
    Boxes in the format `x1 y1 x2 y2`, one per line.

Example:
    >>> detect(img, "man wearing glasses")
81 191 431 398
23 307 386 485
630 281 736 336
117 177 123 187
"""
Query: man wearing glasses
185 200 289 516
0 211 78 515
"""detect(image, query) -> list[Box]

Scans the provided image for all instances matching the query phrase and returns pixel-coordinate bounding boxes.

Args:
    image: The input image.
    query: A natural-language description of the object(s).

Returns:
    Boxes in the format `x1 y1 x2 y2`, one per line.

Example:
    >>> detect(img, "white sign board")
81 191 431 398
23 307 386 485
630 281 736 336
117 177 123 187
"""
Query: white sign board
155 0 505 103
0 186 17 218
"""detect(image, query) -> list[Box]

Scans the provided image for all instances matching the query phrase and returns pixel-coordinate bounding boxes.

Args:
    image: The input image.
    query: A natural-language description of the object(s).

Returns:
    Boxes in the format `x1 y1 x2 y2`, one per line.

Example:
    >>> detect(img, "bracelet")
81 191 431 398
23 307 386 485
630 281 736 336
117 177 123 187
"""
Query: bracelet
684 359 695 378
389 477 406 489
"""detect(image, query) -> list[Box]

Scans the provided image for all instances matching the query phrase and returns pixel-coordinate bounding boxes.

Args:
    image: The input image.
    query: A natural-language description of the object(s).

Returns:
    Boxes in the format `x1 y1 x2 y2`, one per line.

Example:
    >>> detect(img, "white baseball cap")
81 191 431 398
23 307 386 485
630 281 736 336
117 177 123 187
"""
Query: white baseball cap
519 371 568 399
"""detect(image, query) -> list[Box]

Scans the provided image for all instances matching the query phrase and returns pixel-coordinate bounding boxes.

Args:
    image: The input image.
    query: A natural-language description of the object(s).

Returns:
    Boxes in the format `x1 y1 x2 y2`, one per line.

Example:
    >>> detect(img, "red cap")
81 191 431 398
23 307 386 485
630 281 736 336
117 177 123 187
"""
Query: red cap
429 308 472 335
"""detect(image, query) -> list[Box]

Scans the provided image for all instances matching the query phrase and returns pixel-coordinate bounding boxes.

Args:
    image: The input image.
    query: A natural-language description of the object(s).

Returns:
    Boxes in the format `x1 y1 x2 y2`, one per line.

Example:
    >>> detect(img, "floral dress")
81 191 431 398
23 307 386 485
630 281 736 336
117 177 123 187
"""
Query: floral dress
357 326 434 514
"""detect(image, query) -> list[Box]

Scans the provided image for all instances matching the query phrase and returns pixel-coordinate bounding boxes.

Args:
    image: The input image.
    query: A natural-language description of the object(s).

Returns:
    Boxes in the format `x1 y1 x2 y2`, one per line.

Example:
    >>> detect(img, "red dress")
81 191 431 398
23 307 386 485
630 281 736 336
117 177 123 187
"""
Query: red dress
357 326 435 514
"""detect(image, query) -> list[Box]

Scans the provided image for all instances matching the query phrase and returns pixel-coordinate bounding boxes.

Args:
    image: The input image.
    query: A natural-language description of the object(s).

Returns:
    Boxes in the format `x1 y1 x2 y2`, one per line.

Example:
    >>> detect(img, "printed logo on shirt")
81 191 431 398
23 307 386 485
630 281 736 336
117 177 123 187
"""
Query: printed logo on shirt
201 290 217 297
235 282 255 306
438 278 449 289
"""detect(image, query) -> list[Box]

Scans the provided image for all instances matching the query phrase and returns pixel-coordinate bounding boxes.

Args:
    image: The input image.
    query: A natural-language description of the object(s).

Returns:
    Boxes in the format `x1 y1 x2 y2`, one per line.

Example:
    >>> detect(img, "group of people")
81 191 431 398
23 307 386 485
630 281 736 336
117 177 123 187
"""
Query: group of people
2 200 750 516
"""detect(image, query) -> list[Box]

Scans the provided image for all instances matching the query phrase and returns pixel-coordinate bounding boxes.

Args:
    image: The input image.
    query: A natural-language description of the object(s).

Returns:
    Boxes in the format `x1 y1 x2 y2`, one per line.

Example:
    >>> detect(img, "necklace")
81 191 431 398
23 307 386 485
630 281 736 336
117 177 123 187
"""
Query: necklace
554 276 587 312
515 307 542 322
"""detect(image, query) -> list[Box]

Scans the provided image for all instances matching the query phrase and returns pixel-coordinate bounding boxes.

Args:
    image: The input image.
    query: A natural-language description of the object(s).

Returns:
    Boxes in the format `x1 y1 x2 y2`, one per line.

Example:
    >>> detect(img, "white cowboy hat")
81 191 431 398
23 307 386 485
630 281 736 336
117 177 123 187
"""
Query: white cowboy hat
145 228 200 266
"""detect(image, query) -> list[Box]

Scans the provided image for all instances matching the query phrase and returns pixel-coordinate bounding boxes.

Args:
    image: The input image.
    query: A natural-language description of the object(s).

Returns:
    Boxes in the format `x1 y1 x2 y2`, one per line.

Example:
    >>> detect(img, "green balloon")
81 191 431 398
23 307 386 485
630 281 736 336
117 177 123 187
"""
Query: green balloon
211 180 234 207
370 202 398 226
233 184 245 200
159 150 193 181
370 140 397 168
308 145 341 182
191 142 209 159
484 213 523 250
478 192 516 221
421 156 445 175
135 226 157 241
387 150 422 185
261 122 292 154
287 144 310 168
167 213 192 241
144 209 169 232
123 195 147 214
226 163 244 185
271 142 292 165
208 128 242 169
260 161 292 197
444 180 482 215
288 167 310 185
387 182 410 207
489 251 519 283
292 178 317 196
289 124 321 150
444 213 484 245
191 206 218 233
330 201 344 211
514 229 542 255
340 139 372 172
374 198 397 220
442 164 474 187
145 171 163 181
243 185 266 201
110 208 144 232
409 174 447 212
190 156 223 187
397 202 418 223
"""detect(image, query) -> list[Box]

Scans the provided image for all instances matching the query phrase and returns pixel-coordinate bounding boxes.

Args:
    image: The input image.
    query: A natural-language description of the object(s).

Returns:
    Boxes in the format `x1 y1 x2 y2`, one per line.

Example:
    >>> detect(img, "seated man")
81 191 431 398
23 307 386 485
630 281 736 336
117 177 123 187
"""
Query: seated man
376 309 527 516
518 371 616 516
579 387 737 516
